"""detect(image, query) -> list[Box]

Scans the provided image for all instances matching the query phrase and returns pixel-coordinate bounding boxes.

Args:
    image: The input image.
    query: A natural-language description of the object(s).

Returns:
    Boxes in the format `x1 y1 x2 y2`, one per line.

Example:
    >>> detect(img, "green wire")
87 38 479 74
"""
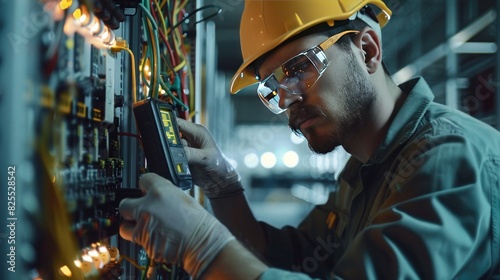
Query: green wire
161 52 175 75
139 2 161 98
140 16 152 94
140 1 158 29
161 72 180 92
140 10 153 96
153 30 161 98
159 78 189 111
140 2 157 98
138 0 188 113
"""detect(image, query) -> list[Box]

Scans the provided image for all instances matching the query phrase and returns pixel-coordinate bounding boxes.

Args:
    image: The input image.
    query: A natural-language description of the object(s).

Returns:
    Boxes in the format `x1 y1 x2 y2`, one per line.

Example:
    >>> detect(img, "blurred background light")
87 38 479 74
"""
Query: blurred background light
243 153 259 169
283 151 299 168
260 152 277 169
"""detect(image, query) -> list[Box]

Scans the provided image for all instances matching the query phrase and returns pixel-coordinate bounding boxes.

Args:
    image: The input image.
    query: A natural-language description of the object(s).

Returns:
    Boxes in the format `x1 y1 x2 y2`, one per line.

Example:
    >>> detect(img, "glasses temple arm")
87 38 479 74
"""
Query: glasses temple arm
319 30 360 51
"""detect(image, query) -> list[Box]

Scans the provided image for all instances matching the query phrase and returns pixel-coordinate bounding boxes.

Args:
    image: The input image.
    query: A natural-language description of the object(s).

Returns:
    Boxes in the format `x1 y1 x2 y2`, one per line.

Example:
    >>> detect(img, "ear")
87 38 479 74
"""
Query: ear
352 27 382 74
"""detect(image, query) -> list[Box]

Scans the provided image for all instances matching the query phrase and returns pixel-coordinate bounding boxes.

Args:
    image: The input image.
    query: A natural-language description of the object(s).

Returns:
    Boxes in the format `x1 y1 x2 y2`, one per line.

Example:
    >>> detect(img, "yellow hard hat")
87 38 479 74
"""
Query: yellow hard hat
229 0 392 94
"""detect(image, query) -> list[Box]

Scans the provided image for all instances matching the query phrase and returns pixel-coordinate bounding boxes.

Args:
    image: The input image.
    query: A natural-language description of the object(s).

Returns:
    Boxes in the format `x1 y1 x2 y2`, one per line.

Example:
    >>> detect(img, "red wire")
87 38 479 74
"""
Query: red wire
149 0 178 66
149 0 191 117
160 28 178 67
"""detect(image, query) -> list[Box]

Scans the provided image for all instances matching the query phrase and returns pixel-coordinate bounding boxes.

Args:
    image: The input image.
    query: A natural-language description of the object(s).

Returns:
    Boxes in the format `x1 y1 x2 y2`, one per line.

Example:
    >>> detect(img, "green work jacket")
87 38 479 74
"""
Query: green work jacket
259 77 500 280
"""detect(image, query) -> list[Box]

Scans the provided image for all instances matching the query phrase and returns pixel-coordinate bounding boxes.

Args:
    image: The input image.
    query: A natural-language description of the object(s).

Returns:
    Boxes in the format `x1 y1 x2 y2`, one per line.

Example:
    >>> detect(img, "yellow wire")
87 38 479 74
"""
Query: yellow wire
177 0 188 13
173 29 186 71
111 45 137 103
188 110 196 120
147 20 160 98
170 0 188 71
172 24 186 72
155 1 178 73
166 0 186 35
153 0 168 35
173 57 186 72
140 44 151 96
160 0 167 10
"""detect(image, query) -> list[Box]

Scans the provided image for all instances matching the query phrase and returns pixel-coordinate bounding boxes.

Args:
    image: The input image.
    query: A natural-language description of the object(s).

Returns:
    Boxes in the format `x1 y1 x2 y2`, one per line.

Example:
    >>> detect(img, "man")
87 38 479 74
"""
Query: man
119 0 500 279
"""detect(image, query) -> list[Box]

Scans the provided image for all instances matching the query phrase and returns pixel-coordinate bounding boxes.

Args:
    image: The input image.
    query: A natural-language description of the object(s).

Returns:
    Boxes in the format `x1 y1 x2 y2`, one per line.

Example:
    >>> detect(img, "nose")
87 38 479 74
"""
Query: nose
277 86 303 110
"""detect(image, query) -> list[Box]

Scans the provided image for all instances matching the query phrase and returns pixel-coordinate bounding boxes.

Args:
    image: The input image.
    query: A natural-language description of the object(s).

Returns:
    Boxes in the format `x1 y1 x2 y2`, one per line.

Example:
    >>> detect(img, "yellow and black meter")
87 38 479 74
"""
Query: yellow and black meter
133 98 192 190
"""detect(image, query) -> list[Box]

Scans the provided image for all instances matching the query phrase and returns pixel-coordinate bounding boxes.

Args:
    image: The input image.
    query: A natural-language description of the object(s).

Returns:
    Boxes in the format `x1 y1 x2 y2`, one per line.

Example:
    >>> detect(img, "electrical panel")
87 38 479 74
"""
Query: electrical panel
0 0 214 279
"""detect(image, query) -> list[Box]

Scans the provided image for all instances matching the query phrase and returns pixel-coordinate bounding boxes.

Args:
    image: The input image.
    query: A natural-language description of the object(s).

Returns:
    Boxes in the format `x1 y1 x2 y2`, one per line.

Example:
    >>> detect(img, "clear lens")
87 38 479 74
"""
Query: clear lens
257 50 326 114
257 82 285 114
257 46 332 114
280 53 319 90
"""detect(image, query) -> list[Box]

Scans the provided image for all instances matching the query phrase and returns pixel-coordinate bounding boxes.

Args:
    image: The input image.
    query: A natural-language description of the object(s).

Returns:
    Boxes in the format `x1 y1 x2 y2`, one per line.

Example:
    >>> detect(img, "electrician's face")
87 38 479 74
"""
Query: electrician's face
258 34 376 154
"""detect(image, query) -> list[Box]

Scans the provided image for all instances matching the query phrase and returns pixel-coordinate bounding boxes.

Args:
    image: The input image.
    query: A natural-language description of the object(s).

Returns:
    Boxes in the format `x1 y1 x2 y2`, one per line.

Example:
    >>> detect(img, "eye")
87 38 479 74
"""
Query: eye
283 55 313 79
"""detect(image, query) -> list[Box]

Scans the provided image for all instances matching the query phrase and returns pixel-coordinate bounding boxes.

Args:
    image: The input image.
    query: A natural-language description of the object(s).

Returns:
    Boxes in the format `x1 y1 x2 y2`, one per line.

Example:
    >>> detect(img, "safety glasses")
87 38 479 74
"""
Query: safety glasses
257 30 359 114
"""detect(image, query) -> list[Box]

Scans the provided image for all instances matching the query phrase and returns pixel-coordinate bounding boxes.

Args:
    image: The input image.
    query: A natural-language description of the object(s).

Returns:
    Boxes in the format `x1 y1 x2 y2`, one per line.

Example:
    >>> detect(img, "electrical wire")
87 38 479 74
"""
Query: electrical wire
142 16 156 98
135 0 200 114
159 78 189 110
140 3 155 98
168 4 222 31
153 0 168 35
148 20 160 98
160 0 174 35
139 2 161 98
111 44 137 103
140 44 151 92
170 0 188 72
151 0 180 95
150 0 177 70
160 31 178 70
159 0 189 114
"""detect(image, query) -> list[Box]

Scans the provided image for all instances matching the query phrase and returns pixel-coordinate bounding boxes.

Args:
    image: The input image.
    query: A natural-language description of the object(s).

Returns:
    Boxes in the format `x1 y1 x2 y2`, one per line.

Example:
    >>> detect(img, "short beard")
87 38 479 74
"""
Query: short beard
293 50 377 154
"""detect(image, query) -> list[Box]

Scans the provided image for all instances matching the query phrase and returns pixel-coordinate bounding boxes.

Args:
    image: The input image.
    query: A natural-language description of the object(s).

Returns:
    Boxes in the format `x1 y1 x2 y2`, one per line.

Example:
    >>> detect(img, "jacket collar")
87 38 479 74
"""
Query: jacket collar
368 77 434 164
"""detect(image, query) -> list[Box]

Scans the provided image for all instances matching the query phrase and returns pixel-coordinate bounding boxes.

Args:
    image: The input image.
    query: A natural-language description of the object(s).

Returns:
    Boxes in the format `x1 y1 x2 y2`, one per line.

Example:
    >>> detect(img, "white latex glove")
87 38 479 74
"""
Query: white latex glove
177 118 243 199
119 173 235 279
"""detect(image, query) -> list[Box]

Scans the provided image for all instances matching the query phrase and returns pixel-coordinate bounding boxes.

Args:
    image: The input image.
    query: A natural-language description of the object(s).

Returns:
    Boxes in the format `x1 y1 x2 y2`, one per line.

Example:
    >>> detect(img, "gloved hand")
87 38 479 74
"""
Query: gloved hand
176 118 243 199
119 173 235 279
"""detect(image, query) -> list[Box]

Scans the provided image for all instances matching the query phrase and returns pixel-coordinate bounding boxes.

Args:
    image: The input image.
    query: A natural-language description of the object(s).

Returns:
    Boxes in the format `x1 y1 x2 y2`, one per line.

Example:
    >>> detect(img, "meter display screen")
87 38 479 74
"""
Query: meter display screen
160 108 178 145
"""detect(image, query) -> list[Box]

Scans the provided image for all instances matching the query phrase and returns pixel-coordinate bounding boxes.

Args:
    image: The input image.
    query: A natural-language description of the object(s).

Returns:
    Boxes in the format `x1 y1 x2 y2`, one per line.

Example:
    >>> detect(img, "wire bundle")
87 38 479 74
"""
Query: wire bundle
112 0 221 118
138 0 199 117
